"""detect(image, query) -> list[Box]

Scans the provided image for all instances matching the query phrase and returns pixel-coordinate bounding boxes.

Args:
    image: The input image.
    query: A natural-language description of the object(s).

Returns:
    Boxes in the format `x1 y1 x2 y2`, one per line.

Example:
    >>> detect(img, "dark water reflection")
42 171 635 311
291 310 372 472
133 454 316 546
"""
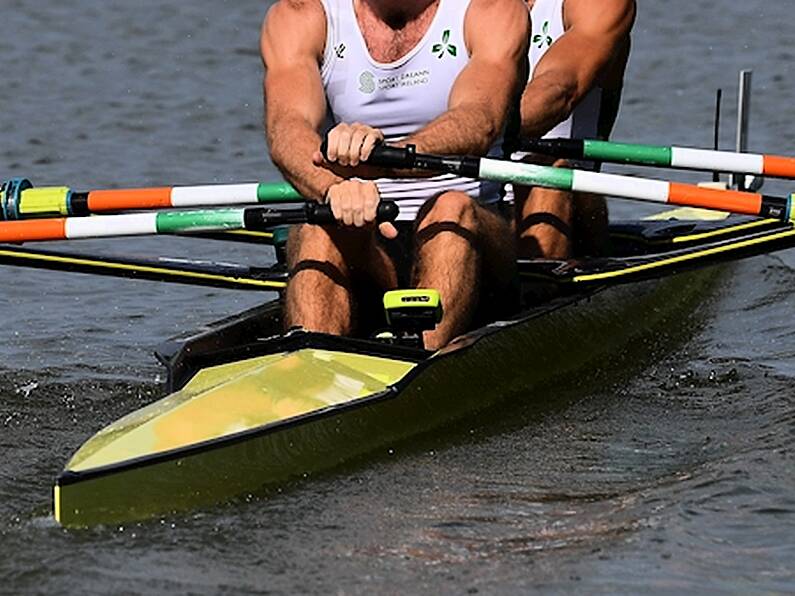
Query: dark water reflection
1 0 794 593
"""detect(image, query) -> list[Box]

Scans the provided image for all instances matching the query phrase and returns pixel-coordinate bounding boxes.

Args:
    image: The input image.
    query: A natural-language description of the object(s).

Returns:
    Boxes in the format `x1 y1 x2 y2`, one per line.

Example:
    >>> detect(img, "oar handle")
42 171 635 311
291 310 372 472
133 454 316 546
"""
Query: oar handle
243 201 399 230
319 139 417 169
520 138 582 160
306 201 399 225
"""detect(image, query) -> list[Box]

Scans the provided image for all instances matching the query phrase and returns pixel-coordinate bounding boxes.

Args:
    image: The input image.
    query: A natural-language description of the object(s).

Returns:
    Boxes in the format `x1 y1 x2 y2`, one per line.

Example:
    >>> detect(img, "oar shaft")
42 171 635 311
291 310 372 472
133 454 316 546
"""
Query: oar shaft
0 202 399 243
364 144 795 222
85 182 301 210
0 180 302 221
522 138 795 179
479 159 789 217
0 209 246 243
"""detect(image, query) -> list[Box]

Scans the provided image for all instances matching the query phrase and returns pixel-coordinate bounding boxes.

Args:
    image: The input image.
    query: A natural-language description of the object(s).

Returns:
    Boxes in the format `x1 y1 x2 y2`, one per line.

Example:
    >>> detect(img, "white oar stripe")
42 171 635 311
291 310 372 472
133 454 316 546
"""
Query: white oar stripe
572 171 670 203
671 148 764 174
66 213 159 239
171 184 260 207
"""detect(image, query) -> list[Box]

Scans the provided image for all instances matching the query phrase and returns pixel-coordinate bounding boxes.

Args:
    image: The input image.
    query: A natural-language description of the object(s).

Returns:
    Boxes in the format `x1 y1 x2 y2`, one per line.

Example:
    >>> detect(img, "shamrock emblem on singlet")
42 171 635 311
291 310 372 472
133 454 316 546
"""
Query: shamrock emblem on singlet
432 29 457 59
533 21 553 48
358 71 376 94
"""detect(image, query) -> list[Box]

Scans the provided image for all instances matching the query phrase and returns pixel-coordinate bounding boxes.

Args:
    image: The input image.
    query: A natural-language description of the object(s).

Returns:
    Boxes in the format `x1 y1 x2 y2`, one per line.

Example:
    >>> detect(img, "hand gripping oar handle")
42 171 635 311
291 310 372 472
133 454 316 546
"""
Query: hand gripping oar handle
320 138 481 177
244 201 398 229
320 139 417 169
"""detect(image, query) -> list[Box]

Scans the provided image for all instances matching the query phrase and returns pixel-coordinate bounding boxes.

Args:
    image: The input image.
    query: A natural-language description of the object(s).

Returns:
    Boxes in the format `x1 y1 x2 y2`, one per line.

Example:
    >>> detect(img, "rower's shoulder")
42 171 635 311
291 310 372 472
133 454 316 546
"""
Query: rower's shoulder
263 0 326 30
465 0 531 27
261 0 327 53
267 0 325 12
465 0 531 41
466 0 530 13
562 0 636 29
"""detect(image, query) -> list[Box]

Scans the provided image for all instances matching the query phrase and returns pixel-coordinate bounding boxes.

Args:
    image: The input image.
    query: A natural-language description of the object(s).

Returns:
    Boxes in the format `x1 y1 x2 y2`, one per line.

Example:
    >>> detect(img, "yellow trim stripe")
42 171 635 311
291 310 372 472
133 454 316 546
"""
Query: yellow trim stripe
54 485 61 524
0 249 287 290
610 218 777 247
671 218 777 244
216 230 275 240
571 227 795 283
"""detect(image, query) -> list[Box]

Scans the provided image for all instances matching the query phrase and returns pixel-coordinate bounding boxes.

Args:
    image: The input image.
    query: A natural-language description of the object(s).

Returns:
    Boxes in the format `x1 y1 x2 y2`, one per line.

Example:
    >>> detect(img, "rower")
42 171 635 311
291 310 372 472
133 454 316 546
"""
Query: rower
513 0 636 258
260 0 529 350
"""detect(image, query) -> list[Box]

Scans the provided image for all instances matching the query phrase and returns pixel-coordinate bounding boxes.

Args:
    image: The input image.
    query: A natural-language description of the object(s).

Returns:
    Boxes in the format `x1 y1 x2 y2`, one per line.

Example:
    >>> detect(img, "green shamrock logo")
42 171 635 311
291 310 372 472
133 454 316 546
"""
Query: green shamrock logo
432 29 457 59
532 21 553 48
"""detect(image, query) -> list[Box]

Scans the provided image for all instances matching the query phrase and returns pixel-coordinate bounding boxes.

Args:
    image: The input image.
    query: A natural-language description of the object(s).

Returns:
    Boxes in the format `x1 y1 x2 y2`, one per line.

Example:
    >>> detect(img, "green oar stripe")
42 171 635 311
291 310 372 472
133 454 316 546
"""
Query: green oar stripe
256 182 302 203
583 140 672 166
479 159 574 190
155 209 245 234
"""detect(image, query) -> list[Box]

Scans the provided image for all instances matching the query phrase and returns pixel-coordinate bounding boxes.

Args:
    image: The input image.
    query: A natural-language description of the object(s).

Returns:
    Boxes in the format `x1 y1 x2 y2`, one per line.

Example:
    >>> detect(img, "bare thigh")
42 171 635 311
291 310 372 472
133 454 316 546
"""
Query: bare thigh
413 192 515 289
285 224 399 334
514 156 609 258
411 191 515 349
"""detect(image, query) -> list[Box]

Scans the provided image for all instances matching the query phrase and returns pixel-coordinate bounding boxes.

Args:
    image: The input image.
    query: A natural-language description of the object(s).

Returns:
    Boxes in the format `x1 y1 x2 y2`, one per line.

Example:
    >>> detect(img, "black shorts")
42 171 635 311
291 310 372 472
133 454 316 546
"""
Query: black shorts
379 201 512 287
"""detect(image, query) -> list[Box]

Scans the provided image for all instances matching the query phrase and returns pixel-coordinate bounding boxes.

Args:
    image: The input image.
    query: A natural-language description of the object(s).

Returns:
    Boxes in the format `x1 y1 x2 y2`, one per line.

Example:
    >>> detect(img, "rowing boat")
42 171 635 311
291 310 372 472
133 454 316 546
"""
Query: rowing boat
51 208 793 527
4 74 793 527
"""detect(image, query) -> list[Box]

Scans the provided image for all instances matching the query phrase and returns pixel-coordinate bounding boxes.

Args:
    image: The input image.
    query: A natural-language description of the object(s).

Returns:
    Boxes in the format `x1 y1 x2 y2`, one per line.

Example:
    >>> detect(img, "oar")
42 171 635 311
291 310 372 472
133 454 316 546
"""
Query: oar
0 202 398 243
0 178 302 221
358 144 795 222
521 138 795 179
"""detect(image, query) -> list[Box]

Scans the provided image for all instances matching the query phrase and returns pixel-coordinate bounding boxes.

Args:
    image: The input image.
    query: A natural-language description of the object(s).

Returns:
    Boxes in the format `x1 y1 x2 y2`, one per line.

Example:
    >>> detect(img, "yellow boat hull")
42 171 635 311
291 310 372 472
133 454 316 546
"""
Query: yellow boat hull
55 268 718 527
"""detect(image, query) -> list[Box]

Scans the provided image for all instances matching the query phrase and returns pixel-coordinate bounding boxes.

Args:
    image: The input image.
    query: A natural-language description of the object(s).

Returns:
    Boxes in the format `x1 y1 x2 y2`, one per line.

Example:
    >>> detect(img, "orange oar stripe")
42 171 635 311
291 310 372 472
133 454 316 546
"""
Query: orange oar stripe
668 183 763 216
0 219 67 242
763 156 795 179
87 188 173 212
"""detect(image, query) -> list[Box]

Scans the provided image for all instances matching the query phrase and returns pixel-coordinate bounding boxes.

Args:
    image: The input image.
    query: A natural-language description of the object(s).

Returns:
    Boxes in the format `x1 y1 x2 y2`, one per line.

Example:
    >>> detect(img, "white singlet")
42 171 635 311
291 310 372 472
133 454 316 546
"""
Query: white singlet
503 0 604 207
319 0 505 221
528 0 601 140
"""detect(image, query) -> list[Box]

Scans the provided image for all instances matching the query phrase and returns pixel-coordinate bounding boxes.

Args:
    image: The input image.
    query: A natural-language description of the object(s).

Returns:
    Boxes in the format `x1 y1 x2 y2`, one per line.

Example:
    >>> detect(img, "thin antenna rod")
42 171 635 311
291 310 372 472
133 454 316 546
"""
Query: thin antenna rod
732 70 753 190
713 88 722 182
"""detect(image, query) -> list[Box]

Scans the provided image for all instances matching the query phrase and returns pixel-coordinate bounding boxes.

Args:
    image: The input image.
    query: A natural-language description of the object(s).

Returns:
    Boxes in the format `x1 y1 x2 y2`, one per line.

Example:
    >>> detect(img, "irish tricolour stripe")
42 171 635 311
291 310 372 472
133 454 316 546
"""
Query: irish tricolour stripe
479 158 794 221
522 138 795 179
0 209 248 243
0 180 301 221
361 143 795 223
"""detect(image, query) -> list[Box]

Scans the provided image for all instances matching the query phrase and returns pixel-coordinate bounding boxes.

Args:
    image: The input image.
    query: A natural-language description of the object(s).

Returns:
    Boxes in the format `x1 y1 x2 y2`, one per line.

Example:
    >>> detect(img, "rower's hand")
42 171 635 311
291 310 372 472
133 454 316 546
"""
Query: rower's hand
313 122 384 168
325 179 398 239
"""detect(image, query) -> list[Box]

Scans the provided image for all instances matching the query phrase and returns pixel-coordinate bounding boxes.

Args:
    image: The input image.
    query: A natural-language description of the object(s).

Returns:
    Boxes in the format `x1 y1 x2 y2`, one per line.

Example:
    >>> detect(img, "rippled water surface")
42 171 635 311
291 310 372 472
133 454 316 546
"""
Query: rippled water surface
1 1 794 593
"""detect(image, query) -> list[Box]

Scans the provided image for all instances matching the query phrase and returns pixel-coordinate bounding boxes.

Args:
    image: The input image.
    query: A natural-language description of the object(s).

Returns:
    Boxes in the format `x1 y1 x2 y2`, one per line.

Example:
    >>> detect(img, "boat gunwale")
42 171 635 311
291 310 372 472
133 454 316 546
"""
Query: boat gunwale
518 217 795 287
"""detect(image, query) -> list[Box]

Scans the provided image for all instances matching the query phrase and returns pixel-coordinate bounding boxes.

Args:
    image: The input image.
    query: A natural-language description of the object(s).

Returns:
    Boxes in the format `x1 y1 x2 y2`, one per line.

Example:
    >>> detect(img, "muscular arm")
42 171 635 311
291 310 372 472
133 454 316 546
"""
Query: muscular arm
261 0 339 201
405 0 530 155
520 0 635 138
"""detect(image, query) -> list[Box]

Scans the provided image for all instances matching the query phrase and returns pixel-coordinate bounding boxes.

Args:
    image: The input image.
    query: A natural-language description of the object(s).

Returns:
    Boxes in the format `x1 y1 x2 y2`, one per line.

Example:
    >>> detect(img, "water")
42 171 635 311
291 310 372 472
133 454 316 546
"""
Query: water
1 0 794 593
